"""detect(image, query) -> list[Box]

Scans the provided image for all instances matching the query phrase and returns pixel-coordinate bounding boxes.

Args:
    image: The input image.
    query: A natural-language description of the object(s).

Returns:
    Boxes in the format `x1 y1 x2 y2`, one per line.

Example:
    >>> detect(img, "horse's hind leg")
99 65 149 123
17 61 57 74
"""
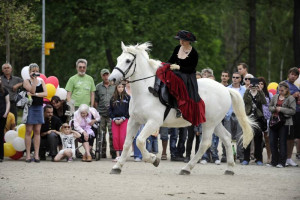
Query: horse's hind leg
180 124 213 175
214 123 235 175
110 119 140 174
136 121 160 166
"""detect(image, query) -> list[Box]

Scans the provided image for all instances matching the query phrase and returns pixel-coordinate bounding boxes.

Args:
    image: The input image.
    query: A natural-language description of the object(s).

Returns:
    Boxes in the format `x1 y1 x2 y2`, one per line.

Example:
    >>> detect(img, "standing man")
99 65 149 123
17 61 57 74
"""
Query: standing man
223 72 246 162
40 105 62 161
221 71 230 87
237 63 249 86
1 63 23 122
284 67 300 167
94 69 116 159
65 59 96 108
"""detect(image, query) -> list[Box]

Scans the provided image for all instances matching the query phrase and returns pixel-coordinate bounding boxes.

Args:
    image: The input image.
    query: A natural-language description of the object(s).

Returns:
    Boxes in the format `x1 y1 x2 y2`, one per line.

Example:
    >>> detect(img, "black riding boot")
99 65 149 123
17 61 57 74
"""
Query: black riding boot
148 76 161 97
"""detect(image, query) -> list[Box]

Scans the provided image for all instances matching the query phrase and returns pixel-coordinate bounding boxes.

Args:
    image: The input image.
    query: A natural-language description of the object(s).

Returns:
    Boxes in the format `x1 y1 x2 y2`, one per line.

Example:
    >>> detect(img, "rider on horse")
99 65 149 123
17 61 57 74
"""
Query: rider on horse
148 30 206 126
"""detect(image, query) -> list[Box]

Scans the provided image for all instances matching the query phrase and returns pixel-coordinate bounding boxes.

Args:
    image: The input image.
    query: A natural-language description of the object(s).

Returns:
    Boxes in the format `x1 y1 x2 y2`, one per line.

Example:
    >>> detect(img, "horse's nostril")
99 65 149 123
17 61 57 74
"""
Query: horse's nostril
112 78 116 82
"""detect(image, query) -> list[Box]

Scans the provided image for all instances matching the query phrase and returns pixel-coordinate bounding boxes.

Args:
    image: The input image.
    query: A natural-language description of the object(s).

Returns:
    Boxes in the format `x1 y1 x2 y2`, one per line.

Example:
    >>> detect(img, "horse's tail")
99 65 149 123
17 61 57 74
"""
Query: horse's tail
228 88 255 148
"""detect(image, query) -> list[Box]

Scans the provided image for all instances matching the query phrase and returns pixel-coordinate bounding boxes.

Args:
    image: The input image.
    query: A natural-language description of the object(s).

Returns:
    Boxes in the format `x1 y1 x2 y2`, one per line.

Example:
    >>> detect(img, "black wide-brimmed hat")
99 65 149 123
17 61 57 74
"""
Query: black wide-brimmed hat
174 30 196 42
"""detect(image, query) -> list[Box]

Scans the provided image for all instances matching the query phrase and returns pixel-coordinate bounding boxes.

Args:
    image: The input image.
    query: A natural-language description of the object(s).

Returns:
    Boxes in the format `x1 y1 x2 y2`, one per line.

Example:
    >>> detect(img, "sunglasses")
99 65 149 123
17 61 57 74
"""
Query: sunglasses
232 76 240 79
244 78 251 80
63 126 70 129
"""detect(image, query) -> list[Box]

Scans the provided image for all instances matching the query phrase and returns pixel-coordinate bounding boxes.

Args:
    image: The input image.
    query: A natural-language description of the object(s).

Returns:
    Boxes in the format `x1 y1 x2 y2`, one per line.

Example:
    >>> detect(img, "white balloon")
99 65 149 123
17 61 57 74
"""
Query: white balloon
4 130 18 143
55 88 67 100
21 66 30 80
12 137 26 151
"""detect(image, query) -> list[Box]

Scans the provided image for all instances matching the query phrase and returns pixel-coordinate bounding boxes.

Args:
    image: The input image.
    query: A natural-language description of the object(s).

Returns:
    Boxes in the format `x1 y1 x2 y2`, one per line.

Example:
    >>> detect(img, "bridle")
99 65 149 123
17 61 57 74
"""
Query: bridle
114 52 157 84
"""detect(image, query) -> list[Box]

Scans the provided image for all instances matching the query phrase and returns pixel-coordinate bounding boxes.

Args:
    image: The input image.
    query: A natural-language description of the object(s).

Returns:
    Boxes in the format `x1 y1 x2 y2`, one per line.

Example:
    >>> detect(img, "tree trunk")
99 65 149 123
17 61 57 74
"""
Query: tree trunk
105 48 115 71
294 0 300 66
249 0 256 76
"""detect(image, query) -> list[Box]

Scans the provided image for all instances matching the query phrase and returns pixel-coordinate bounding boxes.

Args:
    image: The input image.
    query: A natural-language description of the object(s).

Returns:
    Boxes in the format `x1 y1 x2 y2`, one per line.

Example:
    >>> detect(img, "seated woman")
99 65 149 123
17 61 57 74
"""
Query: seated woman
54 123 81 162
51 96 69 123
73 104 100 162
149 30 205 126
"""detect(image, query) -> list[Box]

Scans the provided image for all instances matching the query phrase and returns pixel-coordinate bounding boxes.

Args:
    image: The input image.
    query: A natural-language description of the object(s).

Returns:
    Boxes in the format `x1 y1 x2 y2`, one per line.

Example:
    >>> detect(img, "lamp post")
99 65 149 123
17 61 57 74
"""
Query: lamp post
41 0 45 74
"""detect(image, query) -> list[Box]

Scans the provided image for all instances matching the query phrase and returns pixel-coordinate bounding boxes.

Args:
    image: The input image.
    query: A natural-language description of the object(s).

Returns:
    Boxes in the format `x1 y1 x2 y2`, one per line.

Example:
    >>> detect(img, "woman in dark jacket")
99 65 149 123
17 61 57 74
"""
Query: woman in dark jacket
50 96 69 123
242 78 266 166
0 77 10 162
149 30 205 126
109 83 130 162
268 81 296 168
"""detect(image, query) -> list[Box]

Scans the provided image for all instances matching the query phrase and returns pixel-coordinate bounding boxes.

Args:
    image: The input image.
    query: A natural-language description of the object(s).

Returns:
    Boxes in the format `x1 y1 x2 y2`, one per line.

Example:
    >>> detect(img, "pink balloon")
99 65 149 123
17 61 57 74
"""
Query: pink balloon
43 98 50 103
39 74 47 82
10 151 23 160
269 89 277 95
46 76 59 88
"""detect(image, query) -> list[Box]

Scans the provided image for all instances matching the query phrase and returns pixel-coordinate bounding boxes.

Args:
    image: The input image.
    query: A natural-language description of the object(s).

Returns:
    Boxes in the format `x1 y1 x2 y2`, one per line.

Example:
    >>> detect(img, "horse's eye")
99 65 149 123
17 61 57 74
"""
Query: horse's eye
126 59 131 63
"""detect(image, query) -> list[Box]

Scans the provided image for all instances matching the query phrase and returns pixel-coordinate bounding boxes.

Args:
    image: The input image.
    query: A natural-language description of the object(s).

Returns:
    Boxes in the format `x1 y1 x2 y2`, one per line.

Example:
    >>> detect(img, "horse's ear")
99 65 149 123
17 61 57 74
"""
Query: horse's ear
121 41 126 51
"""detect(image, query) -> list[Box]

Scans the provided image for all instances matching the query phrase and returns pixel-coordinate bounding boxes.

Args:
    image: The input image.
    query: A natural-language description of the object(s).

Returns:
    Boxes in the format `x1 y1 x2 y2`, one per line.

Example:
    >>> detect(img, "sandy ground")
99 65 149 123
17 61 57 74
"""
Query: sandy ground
1 138 300 200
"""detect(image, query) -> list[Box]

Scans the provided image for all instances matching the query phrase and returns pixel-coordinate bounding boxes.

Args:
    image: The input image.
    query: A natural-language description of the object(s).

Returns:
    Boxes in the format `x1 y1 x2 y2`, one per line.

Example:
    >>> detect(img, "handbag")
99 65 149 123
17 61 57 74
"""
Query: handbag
269 113 286 130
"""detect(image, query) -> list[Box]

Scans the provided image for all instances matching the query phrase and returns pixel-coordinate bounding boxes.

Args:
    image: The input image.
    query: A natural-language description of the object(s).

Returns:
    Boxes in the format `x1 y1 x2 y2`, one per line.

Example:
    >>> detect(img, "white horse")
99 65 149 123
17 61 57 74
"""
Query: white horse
108 42 254 175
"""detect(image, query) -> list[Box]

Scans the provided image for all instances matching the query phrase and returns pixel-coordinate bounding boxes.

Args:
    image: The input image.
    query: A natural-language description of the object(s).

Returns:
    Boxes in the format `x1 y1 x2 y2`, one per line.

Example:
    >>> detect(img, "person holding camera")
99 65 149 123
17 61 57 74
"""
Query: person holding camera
242 78 266 166
23 63 47 163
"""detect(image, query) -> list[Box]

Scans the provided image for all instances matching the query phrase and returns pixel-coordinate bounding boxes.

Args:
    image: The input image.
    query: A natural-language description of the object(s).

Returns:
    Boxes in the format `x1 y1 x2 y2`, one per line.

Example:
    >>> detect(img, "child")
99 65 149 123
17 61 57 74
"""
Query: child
54 123 81 162
146 130 159 154
109 83 130 162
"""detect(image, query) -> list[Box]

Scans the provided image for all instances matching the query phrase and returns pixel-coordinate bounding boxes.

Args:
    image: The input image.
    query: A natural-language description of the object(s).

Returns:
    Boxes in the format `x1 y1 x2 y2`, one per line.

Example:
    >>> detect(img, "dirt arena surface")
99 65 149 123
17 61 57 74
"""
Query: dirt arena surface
0 151 299 200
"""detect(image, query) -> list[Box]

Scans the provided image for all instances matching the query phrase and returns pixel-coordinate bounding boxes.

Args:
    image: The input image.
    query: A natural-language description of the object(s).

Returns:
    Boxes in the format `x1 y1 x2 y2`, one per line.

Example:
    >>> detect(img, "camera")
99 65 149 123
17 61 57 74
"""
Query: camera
250 78 259 88
32 73 40 77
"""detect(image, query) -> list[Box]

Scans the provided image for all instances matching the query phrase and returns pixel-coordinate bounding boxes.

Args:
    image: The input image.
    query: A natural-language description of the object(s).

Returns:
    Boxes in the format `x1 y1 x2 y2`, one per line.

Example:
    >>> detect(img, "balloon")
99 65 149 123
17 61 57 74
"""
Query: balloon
55 88 67 100
46 76 59 88
4 130 18 143
17 124 33 139
21 66 30 80
4 143 16 157
10 151 23 160
267 82 279 91
43 98 50 103
269 89 277 95
12 137 26 151
39 74 47 82
46 83 57 100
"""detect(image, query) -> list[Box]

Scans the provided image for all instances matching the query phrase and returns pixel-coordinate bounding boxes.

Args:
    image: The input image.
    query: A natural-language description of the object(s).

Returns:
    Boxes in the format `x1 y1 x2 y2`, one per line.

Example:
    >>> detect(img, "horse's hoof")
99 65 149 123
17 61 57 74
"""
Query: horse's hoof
179 169 191 175
224 170 234 175
110 168 122 174
153 157 160 167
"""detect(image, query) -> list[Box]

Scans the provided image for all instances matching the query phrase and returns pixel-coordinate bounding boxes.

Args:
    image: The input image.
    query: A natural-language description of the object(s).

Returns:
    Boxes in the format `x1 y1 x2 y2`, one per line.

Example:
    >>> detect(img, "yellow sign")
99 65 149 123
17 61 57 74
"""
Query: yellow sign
45 48 50 55
45 42 55 49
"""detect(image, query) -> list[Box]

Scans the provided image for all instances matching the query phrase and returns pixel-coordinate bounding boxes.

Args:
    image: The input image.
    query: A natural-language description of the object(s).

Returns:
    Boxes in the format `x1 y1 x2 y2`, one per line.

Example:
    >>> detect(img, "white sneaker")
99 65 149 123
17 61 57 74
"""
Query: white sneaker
286 159 298 167
130 152 134 157
276 164 284 168
215 160 221 165
200 160 207 165
134 157 142 162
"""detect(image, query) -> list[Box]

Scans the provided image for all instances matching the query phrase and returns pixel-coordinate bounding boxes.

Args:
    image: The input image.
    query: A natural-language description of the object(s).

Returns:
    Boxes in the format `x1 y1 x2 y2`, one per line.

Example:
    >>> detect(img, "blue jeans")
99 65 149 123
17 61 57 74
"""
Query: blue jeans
201 134 219 162
146 135 158 154
133 125 144 159
168 128 178 157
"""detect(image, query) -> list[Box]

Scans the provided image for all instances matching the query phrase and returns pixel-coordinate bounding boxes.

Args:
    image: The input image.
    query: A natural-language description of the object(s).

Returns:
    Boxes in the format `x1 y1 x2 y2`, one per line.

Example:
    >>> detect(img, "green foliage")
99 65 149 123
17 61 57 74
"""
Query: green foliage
0 0 295 86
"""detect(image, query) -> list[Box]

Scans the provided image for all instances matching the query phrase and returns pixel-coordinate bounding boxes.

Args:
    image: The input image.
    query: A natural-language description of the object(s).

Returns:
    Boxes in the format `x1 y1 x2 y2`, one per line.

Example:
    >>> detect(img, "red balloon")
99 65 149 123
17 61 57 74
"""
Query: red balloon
269 89 277 95
10 151 23 160
39 74 47 82
46 76 59 88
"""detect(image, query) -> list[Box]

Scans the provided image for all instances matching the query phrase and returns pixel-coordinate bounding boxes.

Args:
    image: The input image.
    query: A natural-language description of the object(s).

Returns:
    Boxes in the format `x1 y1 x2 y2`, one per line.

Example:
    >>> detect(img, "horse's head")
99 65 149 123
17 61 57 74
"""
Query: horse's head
109 42 152 84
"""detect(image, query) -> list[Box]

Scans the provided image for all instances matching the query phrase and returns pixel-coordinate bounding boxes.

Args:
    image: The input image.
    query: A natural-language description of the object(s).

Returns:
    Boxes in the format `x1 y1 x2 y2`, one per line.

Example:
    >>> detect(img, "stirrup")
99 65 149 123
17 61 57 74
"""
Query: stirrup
148 87 159 97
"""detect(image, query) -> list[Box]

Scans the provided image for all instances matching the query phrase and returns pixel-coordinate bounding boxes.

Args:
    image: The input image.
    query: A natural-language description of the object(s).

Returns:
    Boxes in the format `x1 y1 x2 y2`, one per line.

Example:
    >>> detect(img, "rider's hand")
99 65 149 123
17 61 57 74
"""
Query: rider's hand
170 64 180 70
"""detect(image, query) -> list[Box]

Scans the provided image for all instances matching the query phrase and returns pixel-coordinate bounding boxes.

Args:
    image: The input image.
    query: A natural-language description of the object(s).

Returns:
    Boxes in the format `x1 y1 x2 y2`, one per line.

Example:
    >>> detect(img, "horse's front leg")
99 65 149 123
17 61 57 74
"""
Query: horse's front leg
136 121 161 166
110 119 140 174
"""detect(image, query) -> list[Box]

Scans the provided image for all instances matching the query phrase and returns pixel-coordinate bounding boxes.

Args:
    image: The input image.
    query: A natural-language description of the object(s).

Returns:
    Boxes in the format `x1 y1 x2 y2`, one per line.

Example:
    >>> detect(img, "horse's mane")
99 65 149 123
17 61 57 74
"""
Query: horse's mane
122 42 160 70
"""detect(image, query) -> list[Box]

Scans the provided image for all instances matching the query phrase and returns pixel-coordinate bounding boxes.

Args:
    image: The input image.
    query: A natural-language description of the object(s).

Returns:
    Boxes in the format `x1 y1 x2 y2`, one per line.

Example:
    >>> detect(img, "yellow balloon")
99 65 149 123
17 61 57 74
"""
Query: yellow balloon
17 124 33 139
4 143 16 157
267 82 278 91
46 83 57 100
